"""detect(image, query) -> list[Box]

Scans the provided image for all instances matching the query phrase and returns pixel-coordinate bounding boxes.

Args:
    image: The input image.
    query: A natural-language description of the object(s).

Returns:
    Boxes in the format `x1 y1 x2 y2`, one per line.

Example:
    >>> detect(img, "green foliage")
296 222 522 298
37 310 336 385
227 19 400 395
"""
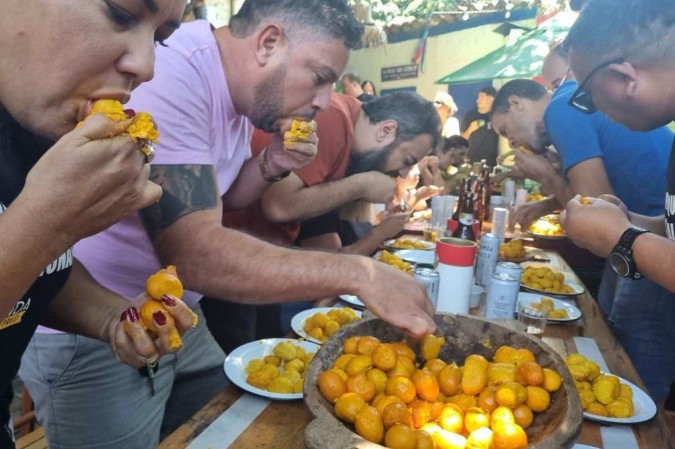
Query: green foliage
349 0 567 26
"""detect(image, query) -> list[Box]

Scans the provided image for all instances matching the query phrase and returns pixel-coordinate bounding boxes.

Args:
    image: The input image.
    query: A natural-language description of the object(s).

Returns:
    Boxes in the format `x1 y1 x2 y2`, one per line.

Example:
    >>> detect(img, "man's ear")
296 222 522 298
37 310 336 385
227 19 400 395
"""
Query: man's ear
376 119 398 143
255 24 286 66
607 61 638 98
507 95 525 113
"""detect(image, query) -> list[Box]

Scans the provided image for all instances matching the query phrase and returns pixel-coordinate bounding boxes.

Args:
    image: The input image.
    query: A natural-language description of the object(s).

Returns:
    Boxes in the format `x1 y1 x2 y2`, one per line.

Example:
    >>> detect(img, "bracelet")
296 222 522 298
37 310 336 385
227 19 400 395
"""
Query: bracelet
259 148 290 182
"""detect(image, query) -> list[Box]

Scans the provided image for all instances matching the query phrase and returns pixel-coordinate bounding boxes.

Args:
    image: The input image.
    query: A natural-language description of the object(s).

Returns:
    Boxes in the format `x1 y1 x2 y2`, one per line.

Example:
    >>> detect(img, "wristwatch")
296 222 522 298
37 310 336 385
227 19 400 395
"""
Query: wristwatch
259 148 290 182
609 227 649 279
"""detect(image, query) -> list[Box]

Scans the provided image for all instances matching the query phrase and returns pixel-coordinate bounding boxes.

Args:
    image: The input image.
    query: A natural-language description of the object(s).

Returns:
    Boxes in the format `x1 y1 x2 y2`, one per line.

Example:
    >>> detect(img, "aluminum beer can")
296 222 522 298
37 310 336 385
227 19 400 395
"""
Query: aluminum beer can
475 233 500 287
414 268 440 308
495 261 523 282
491 207 509 242
502 179 516 207
485 272 520 319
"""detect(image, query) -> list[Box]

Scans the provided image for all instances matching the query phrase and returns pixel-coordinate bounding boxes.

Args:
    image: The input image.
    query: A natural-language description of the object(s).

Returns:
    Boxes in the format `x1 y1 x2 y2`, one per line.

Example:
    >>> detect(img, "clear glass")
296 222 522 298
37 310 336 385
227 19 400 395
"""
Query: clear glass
517 303 548 337
423 223 441 243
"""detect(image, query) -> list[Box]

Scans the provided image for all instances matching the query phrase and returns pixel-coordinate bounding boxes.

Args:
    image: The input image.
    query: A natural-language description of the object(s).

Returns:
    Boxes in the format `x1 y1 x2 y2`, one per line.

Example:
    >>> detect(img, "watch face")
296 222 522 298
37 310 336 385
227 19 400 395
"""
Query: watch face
610 252 630 277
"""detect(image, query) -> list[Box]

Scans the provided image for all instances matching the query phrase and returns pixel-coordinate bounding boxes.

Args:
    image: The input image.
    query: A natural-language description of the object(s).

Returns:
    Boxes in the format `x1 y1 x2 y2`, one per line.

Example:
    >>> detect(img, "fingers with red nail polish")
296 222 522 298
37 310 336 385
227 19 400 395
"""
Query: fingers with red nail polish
160 295 177 308
152 310 167 326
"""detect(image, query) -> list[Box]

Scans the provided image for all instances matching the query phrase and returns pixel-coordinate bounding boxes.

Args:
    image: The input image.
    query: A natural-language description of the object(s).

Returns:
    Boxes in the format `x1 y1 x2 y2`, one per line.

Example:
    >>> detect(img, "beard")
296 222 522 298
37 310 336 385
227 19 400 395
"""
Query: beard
250 64 287 133
346 141 397 177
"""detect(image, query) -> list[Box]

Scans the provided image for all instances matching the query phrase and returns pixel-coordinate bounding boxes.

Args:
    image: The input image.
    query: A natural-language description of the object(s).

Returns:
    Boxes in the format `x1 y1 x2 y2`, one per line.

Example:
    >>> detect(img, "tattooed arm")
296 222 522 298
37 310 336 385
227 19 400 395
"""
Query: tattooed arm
139 164 436 338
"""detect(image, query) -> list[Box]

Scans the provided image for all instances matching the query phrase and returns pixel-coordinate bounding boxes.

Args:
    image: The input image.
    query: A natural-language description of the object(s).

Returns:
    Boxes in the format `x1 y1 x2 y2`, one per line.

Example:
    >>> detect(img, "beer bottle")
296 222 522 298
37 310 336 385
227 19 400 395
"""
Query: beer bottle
471 162 483 178
481 166 491 221
452 192 477 241
453 176 472 221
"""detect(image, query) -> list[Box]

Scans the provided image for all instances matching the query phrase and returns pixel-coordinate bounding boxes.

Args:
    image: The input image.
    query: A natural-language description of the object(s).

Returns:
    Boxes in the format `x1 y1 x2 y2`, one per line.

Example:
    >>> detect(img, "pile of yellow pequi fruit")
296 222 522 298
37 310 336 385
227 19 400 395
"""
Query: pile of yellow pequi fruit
246 341 316 394
317 336 565 449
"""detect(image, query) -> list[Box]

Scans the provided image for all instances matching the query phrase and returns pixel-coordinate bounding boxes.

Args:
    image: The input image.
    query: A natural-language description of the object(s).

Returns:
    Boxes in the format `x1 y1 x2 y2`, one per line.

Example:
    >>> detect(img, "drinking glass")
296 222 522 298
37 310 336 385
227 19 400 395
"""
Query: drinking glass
423 223 441 243
517 303 548 337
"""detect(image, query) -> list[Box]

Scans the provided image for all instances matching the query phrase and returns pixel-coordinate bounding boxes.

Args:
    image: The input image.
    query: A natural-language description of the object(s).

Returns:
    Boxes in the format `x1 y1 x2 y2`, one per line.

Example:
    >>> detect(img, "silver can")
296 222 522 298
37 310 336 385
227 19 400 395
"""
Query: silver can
502 179 516 207
475 233 500 287
491 207 509 242
495 261 523 283
485 272 520 320
414 268 440 308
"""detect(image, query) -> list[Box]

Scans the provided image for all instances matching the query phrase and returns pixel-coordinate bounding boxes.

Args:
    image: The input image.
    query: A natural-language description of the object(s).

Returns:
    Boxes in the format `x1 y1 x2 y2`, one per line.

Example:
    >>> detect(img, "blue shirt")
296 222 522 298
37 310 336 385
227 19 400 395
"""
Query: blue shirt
544 81 673 216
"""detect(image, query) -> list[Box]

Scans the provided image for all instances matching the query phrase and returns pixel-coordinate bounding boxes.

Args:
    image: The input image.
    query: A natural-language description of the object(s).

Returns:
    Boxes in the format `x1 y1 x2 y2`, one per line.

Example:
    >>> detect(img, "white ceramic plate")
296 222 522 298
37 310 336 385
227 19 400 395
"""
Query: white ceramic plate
291 307 362 344
395 249 435 266
411 210 431 221
527 231 568 241
528 214 567 240
223 338 320 400
520 262 585 297
520 281 584 297
499 246 545 264
517 292 581 323
383 238 435 251
338 294 365 309
582 374 657 424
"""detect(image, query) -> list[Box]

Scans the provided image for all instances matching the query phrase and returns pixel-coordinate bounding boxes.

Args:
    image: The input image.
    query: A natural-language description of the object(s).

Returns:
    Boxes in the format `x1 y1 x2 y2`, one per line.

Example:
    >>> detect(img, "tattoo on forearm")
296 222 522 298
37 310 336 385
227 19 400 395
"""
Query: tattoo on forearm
140 165 218 237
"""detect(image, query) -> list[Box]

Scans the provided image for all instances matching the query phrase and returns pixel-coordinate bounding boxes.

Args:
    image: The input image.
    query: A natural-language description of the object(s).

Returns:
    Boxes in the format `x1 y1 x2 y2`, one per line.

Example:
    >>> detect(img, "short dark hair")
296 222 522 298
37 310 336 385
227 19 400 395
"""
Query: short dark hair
479 86 497 97
361 80 377 96
491 79 548 116
362 92 441 150
230 0 363 50
439 136 469 154
565 0 675 65
342 72 362 84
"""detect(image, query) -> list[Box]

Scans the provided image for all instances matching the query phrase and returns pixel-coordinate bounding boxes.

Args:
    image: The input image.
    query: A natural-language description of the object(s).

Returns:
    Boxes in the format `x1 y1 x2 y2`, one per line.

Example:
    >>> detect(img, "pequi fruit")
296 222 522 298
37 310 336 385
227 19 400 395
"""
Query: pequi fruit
146 265 184 300
284 119 316 142
137 299 182 350
129 266 186 350
80 99 159 144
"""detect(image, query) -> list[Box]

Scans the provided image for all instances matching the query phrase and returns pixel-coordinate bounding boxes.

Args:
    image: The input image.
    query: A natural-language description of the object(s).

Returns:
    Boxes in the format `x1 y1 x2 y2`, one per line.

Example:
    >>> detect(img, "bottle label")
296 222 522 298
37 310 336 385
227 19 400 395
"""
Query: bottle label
458 213 474 226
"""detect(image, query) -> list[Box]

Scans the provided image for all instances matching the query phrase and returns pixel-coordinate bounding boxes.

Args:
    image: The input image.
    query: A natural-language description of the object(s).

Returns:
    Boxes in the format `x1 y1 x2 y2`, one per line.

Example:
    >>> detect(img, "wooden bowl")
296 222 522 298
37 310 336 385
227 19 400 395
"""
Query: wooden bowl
304 314 582 449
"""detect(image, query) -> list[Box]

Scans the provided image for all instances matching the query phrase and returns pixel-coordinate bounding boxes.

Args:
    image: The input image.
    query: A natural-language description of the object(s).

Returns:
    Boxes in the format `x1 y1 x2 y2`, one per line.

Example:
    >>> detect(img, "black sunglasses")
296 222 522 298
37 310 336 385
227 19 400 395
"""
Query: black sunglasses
568 57 625 114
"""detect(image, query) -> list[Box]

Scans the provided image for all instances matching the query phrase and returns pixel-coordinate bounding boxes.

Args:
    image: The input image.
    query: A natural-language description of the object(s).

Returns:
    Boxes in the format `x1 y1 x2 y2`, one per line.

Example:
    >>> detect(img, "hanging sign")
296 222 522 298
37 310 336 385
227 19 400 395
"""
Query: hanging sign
381 64 419 82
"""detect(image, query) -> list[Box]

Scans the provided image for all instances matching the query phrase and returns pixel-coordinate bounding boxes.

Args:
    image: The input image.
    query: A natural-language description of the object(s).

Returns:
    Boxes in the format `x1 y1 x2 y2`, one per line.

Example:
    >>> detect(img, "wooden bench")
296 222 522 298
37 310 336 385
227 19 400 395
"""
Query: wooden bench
13 386 48 449
15 427 47 449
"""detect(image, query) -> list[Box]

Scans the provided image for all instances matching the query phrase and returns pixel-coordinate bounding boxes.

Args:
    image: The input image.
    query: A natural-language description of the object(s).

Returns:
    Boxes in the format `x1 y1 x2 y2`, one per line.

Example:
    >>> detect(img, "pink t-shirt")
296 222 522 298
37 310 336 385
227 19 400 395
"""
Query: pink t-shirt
38 21 252 333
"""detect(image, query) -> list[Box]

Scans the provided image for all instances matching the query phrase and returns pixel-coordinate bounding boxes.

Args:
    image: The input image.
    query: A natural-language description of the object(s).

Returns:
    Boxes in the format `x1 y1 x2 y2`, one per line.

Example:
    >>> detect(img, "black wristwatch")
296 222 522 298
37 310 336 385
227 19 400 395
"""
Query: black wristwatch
609 227 649 280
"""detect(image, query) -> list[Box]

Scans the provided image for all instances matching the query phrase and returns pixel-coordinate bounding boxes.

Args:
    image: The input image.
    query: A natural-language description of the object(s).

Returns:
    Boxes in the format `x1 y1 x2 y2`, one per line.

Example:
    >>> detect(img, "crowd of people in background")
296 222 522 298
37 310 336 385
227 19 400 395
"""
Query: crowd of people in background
1 0 674 447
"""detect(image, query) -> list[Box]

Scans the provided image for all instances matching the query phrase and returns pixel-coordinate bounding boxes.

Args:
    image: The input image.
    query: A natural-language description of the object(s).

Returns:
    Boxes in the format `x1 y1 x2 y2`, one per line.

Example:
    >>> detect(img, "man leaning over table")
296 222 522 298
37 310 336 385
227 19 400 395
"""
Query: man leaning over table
19 2 436 449
489 75 675 402
559 2 675 306
208 90 440 351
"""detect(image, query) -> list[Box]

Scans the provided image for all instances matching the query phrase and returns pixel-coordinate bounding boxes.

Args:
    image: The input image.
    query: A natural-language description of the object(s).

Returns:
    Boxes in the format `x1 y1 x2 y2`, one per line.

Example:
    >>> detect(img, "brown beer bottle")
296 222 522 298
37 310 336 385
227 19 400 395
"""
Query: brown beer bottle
452 192 477 241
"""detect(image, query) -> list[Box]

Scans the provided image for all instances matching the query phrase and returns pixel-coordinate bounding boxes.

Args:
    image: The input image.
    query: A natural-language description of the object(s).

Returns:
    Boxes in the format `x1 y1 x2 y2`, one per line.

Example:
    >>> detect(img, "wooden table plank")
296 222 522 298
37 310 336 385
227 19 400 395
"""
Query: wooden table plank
157 388 242 449
228 401 311 449
159 249 675 449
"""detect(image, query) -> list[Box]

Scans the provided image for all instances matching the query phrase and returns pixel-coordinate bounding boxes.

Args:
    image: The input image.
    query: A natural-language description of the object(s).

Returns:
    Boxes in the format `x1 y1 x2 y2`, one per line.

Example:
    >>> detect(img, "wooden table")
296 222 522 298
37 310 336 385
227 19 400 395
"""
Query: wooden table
158 251 674 449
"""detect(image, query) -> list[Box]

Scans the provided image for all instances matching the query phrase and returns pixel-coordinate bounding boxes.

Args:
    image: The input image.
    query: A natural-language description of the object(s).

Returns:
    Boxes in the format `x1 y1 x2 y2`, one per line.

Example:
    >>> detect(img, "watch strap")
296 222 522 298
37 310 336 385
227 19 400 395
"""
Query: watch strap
617 227 649 250
259 148 290 182
614 227 649 279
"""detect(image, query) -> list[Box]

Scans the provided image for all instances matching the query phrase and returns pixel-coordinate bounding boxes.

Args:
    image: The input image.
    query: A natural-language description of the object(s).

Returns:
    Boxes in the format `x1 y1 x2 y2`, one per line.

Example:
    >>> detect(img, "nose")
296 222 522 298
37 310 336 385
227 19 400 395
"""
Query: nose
117 36 156 87
509 139 518 149
312 84 333 112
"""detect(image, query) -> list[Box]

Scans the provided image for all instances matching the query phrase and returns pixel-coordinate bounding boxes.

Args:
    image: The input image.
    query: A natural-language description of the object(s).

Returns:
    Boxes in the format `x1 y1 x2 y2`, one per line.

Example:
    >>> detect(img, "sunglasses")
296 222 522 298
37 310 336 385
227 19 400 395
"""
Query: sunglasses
568 57 624 114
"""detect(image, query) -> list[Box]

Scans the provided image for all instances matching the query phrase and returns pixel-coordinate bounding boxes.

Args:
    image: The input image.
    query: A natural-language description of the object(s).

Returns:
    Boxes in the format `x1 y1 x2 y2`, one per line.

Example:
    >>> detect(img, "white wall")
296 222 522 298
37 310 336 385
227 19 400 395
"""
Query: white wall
347 20 533 103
